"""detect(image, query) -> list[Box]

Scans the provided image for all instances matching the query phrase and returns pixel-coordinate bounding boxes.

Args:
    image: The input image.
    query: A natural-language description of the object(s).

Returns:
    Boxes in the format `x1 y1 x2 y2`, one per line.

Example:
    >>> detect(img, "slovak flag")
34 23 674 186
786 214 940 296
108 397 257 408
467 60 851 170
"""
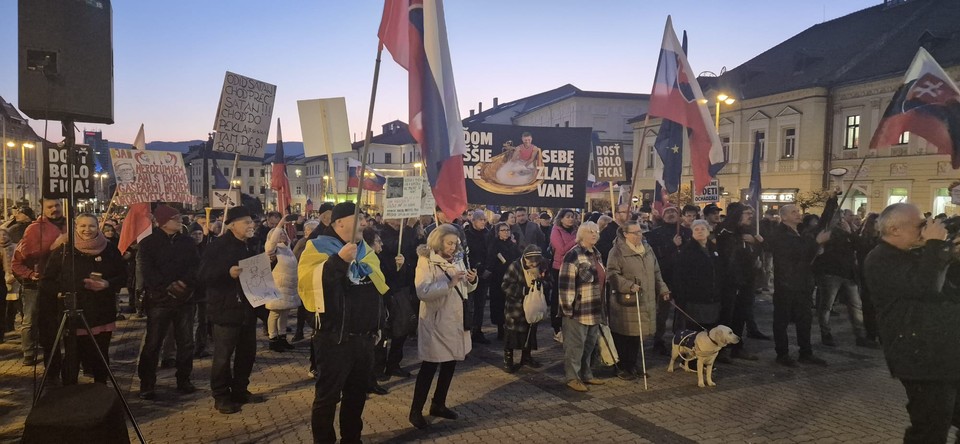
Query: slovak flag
348 158 386 191
378 0 467 221
870 47 960 168
648 16 725 194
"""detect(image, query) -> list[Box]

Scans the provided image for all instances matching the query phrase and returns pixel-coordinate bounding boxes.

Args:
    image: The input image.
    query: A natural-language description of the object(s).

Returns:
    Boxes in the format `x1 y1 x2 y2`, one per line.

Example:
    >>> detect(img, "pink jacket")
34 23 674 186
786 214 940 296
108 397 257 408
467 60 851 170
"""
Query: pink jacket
550 224 578 271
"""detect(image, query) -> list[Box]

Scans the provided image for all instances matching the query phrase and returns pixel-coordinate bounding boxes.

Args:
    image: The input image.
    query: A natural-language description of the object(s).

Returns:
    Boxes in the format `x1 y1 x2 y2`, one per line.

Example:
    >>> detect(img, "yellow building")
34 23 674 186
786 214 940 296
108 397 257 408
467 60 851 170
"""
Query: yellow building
632 0 960 215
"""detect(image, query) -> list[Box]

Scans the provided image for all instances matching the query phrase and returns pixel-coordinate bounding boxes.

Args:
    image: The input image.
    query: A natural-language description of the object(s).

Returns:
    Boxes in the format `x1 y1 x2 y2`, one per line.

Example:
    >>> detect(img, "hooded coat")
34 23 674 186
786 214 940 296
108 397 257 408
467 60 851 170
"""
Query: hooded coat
264 226 300 310
415 245 477 363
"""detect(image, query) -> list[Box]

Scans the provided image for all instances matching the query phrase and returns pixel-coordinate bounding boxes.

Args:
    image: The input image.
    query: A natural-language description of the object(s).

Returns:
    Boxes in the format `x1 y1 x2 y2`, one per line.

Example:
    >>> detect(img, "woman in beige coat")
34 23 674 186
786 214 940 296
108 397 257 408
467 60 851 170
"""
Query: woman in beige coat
606 220 670 380
410 224 478 429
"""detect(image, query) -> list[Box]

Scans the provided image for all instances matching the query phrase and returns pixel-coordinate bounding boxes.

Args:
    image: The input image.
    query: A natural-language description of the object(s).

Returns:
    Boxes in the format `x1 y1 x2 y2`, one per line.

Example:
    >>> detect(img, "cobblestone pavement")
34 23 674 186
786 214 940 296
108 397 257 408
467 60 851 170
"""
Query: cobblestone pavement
0 293 953 443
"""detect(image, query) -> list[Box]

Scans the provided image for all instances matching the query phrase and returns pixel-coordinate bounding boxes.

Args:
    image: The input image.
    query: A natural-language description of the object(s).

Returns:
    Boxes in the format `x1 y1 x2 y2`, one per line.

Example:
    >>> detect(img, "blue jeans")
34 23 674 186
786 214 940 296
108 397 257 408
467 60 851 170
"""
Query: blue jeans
562 317 599 383
20 287 39 358
138 304 195 388
816 274 865 339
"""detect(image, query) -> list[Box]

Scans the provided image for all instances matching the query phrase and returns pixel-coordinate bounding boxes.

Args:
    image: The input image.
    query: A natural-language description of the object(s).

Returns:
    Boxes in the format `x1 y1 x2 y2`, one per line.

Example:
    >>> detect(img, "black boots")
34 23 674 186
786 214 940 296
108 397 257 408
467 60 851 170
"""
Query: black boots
503 349 520 373
520 349 542 368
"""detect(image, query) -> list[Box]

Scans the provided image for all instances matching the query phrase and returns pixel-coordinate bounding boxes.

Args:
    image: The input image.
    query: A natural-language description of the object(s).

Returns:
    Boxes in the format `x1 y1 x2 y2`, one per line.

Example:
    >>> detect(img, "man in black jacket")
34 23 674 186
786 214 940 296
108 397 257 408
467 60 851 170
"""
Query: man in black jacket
514 207 546 250
136 204 201 400
597 204 629 264
864 203 958 443
303 202 387 444
464 210 490 344
645 206 692 353
199 206 260 414
768 204 830 367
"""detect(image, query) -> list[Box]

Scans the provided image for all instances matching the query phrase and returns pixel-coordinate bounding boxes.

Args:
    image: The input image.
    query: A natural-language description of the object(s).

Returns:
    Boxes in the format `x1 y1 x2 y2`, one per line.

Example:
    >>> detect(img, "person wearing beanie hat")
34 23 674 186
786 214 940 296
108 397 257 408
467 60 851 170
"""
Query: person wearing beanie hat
136 203 201 401
198 205 260 414
297 200 388 442
644 205 692 356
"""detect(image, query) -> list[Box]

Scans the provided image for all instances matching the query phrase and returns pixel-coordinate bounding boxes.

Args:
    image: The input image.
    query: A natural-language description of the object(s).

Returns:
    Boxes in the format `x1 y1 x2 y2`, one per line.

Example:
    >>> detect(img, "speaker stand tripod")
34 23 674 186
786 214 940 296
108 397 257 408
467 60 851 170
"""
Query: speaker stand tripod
35 292 145 443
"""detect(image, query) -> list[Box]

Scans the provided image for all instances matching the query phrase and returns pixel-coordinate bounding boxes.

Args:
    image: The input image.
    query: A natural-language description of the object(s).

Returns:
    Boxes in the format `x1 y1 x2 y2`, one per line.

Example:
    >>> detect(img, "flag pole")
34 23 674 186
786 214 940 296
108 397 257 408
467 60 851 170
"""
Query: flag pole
628 115 652 209
608 185 616 214
219 152 241 237
351 42 385 241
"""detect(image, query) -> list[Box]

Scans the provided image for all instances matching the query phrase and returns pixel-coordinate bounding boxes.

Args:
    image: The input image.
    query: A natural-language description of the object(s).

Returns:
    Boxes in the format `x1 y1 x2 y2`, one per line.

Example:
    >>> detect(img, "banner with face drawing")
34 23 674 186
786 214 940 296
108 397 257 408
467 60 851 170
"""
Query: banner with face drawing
461 124 590 208
109 149 192 205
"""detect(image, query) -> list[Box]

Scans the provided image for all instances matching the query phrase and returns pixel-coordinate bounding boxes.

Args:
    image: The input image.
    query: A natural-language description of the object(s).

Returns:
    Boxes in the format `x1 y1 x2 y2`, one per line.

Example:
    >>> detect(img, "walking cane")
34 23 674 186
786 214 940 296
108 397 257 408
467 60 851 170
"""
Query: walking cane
635 291 649 390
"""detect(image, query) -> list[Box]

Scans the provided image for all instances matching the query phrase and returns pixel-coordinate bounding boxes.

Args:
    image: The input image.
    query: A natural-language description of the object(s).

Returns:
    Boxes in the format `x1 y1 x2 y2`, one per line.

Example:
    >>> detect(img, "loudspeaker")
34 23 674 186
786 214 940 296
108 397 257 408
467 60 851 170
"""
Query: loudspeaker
18 0 114 124
22 384 130 443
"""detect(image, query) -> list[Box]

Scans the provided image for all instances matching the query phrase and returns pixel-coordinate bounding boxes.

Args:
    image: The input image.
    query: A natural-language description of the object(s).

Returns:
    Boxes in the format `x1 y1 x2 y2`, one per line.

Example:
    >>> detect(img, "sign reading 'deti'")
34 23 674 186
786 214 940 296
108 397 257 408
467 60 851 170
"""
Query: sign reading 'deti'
238 253 281 308
43 143 96 199
384 176 426 219
109 149 192 205
462 124 590 207
213 72 276 157
593 142 626 182
693 179 720 203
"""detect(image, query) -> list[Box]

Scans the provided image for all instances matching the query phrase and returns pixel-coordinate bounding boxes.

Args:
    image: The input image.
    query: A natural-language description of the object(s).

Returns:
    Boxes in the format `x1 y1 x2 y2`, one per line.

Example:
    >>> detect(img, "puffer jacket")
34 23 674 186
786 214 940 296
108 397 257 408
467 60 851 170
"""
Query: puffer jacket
264 226 300 311
415 245 477 363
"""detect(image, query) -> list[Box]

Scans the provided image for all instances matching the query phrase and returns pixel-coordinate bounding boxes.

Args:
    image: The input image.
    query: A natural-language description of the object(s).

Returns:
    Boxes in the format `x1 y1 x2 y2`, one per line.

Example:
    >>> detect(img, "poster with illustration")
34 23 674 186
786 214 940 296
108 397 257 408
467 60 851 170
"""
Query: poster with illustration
238 253 281 308
109 149 192 205
461 123 590 207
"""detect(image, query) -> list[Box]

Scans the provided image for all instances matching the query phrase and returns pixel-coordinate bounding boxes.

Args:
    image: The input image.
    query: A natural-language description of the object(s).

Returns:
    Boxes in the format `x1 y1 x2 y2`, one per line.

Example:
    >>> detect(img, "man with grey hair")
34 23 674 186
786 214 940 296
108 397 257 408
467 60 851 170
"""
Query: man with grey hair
865 203 959 443
768 203 832 367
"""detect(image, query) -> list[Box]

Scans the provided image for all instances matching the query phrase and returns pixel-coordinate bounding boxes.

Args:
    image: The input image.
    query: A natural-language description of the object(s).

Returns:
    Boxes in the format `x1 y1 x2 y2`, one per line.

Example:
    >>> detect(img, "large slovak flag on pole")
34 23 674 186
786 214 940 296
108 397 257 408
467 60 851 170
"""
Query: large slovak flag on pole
379 0 467 221
870 47 960 168
648 16 725 195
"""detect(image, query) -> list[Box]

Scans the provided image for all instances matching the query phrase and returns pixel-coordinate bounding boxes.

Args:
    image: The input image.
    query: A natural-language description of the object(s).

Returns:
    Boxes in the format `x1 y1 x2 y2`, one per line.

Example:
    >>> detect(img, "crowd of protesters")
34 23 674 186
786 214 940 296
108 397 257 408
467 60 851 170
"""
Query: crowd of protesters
2 194 958 442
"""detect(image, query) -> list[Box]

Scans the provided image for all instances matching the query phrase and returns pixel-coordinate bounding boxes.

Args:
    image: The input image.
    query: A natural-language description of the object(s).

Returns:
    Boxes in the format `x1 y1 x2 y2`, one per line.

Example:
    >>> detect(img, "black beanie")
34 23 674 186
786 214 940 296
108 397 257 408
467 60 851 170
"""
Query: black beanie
330 202 356 224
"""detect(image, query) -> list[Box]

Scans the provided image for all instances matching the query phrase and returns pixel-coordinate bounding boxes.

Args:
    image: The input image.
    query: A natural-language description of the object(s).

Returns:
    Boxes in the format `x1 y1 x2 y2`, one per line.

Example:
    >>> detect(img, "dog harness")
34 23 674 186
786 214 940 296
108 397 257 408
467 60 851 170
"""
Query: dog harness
674 330 699 348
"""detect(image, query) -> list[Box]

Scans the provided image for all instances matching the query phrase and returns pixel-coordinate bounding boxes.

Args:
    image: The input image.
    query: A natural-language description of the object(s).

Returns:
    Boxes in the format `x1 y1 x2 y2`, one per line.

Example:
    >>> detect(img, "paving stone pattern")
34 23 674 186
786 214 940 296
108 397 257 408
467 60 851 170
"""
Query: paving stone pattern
0 293 954 443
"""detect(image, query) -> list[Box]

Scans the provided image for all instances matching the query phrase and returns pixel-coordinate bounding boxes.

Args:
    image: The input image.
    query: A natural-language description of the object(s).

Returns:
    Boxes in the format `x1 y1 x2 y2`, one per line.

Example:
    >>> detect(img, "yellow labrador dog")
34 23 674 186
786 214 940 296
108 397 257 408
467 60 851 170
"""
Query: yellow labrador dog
667 326 740 388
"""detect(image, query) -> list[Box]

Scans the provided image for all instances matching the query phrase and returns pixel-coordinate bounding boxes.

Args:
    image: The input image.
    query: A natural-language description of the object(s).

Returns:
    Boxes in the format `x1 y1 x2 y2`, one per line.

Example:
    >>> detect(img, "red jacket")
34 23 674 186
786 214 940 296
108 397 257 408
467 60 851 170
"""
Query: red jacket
550 224 578 271
12 217 67 284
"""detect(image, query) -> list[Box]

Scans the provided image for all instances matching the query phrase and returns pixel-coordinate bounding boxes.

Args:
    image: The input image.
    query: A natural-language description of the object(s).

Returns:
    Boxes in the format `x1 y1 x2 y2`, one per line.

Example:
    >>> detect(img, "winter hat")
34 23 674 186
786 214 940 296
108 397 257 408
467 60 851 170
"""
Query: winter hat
330 202 357 224
703 204 721 216
318 202 335 215
153 204 180 226
225 206 252 225
189 222 203 233
18 206 36 220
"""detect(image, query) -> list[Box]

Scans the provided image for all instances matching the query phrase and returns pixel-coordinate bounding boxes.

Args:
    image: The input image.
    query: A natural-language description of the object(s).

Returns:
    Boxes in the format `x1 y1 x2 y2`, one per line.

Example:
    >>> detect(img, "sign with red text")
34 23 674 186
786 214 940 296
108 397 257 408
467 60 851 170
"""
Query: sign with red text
109 149 192 205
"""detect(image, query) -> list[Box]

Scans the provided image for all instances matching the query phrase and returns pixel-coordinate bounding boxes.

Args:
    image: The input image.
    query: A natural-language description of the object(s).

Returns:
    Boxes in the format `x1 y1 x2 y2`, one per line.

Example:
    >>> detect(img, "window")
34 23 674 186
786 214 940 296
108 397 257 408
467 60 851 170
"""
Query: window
260 186 266 195
887 187 909 206
260 169 265 177
223 167 229 176
249 185 254 194
755 131 767 161
296 186 302 195
934 188 957 215
721 137 731 163
646 145 655 169
899 131 910 145
782 128 797 159
249 168 254 177
385 153 392 164
236 168 242 177
564 121 569 127
844 115 860 149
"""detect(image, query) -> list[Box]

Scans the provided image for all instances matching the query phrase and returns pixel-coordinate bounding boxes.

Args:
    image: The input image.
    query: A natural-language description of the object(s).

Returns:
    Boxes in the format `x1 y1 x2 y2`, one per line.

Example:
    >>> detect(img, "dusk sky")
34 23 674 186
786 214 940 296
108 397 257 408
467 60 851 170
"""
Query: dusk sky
0 1 880 146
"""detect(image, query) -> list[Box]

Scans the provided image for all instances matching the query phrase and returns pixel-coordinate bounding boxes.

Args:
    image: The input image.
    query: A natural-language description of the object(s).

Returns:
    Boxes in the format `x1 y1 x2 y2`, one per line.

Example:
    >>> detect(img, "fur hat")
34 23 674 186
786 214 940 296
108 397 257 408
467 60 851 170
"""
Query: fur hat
225 206 252 225
153 204 180 227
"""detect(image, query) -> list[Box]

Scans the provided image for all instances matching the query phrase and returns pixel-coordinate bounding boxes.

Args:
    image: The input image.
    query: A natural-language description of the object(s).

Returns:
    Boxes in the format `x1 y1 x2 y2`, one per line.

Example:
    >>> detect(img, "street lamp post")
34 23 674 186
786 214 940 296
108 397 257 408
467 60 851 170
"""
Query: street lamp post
714 94 736 131
20 142 34 202
3 141 13 216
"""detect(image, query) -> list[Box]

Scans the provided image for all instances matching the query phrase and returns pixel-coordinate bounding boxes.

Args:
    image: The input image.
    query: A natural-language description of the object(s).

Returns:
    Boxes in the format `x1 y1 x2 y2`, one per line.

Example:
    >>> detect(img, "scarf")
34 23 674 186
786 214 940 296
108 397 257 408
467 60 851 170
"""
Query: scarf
626 238 646 256
75 232 108 256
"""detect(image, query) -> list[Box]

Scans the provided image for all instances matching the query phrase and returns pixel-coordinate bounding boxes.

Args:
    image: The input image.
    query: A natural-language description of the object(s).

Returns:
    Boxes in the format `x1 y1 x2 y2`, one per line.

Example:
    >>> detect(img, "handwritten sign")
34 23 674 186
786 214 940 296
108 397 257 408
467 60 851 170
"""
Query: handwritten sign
238 253 281 308
43 144 95 199
109 149 192 206
422 180 437 216
213 72 276 157
384 176 425 219
594 142 626 182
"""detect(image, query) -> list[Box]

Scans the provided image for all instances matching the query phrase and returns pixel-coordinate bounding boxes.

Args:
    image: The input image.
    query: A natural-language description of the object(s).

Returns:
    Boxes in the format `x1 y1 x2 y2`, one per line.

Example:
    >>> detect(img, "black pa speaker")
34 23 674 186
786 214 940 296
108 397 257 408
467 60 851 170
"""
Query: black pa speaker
18 0 114 124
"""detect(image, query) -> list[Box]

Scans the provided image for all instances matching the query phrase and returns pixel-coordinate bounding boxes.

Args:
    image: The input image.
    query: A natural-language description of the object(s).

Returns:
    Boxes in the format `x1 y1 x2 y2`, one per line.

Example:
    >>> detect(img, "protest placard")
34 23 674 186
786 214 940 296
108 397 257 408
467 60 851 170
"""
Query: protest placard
238 253 281 308
383 176 425 219
594 141 626 182
213 72 276 157
462 124 590 207
422 180 437 216
108 149 192 206
43 143 95 199
210 189 241 209
297 98 352 157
